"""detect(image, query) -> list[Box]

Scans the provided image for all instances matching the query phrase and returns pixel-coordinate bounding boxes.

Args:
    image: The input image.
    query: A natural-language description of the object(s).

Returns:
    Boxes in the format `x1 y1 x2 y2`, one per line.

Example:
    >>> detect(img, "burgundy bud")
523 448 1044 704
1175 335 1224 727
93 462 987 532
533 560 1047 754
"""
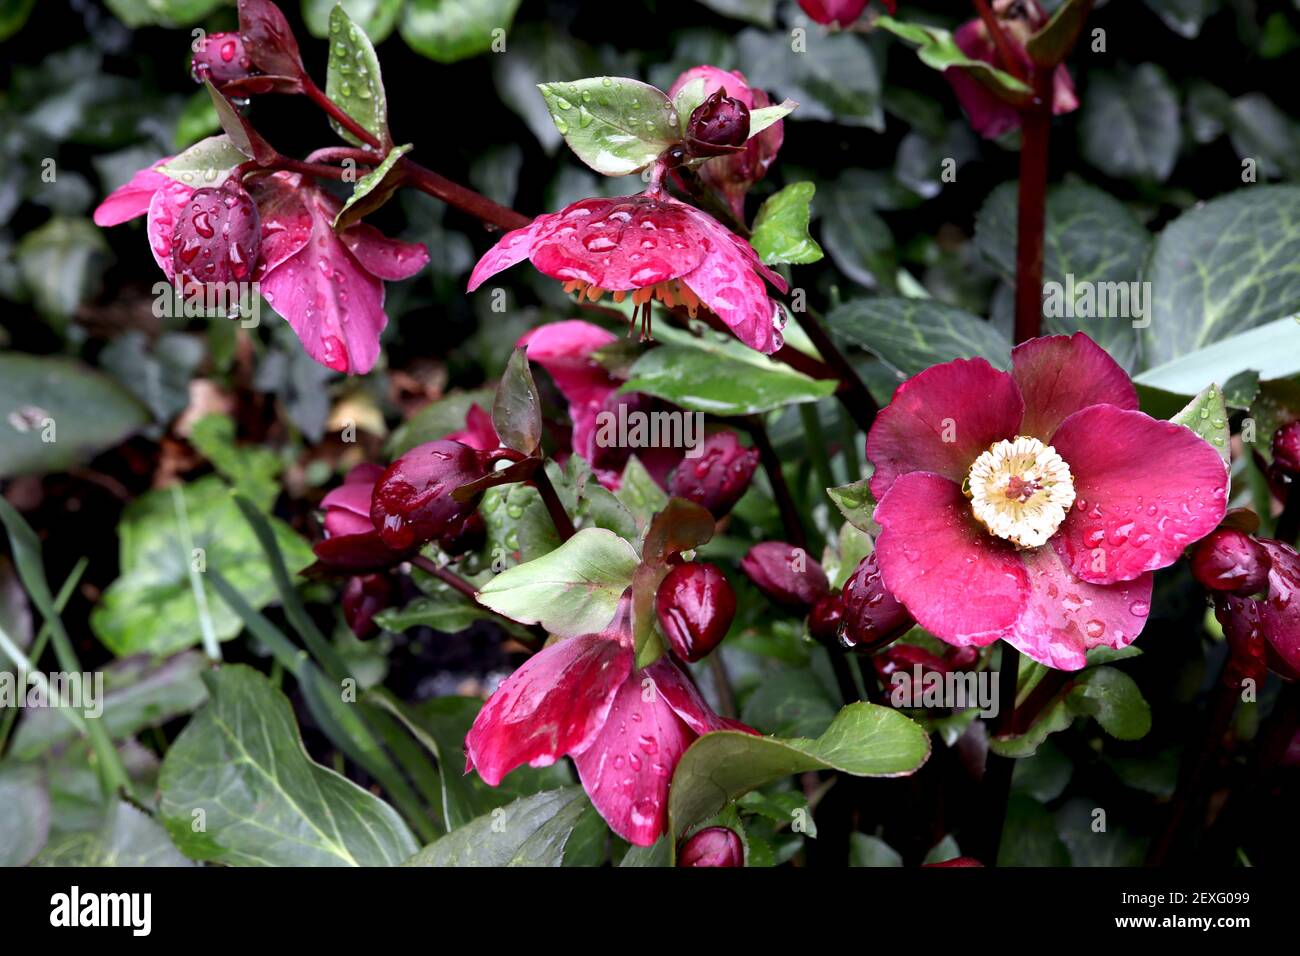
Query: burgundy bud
807 592 844 644
923 856 984 868
342 574 393 639
1214 595 1268 690
439 510 486 556
741 541 829 612
1272 421 1300 475
655 562 736 662
687 89 751 157
1190 529 1270 596
190 31 255 86
370 440 489 551
668 431 759 519
171 179 261 294
677 826 744 867
840 552 913 650
313 464 411 573
875 644 952 692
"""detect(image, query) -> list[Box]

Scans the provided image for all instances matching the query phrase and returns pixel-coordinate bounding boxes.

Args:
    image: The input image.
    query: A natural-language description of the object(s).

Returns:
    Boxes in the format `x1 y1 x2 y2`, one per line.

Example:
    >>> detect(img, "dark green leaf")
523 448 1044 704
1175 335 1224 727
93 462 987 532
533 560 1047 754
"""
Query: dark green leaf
333 144 412 230
750 182 823 265
401 0 523 64
1079 66 1181 183
326 4 390 147
15 217 111 322
824 297 1010 377
493 347 543 455
0 764 48 866
736 27 883 129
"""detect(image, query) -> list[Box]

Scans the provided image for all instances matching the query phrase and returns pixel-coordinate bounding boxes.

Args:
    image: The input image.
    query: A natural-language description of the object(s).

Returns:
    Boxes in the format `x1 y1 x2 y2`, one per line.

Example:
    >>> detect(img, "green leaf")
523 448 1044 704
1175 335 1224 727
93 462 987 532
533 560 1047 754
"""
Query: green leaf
1143 186 1300 368
493 347 543 455
1135 317 1300 397
876 16 1031 97
750 182 823 266
492 25 607 154
333 143 412 230
694 0 775 27
0 353 148 479
303 0 403 43
1142 0 1219 38
747 98 796 137
326 4 389 147
826 477 879 536
401 0 523 64
157 134 248 187
736 27 883 129
15 217 112 322
0 0 35 40
188 413 283 511
1169 383 1230 464
373 593 492 634
822 200 894 289
740 667 838 737
91 476 313 656
9 650 208 758
0 764 48 866
33 800 194 867
669 702 930 836
990 666 1151 757
824 297 1011 378
1079 66 1181 183
999 794 1071 866
538 77 680 176
849 833 903 867
1027 0 1094 67
159 665 418 865
404 786 601 866
622 326 837 415
476 527 639 636
103 0 223 27
614 456 670 531
975 182 1151 370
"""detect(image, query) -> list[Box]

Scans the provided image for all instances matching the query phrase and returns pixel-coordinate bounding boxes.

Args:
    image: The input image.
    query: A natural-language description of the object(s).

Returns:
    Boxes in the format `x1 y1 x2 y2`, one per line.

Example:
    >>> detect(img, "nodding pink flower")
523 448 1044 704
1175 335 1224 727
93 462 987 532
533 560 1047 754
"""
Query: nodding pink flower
469 191 788 355
95 166 428 375
798 0 893 28
313 463 413 572
1205 536 1300 682
1272 421 1300 475
465 600 755 846
172 179 261 294
342 573 393 638
667 66 784 222
370 439 489 552
866 333 1228 671
518 320 683 488
947 0 1079 139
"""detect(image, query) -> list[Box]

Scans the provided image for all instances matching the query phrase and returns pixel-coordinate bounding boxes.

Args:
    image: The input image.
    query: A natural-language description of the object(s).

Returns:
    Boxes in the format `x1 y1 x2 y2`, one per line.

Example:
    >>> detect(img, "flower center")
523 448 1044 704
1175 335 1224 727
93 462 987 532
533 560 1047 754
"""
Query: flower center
965 436 1075 548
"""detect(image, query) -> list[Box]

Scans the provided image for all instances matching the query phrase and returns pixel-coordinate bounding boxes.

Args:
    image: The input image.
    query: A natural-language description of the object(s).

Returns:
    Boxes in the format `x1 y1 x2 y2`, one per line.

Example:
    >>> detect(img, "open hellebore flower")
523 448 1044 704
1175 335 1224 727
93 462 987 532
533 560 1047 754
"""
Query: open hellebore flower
94 167 428 375
465 600 755 846
667 66 784 221
468 190 789 355
947 0 1079 140
797 0 894 28
866 333 1228 670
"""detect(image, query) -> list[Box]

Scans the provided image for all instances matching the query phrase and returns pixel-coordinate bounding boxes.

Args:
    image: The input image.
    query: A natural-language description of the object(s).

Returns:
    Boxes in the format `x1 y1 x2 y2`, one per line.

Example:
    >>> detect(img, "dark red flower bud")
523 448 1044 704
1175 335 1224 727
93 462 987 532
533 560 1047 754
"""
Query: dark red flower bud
875 644 951 690
439 510 486 557
370 440 489 551
190 31 255 87
741 541 829 612
590 391 657 474
1190 529 1270 596
655 562 736 662
840 552 913 650
1272 421 1300 475
1215 595 1268 690
807 592 844 644
172 179 261 294
313 464 411 573
687 89 750 157
923 856 984 868
342 573 392 638
677 826 744 867
668 431 759 519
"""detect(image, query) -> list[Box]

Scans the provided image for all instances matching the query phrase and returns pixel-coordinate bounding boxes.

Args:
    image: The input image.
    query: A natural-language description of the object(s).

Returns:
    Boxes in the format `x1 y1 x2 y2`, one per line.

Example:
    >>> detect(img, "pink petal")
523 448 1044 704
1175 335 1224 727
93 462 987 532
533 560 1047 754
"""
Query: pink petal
530 196 707 290
466 633 633 786
947 21 1023 140
248 172 313 278
668 66 758 107
1051 405 1230 585
259 190 387 374
447 403 499 451
93 163 172 227
572 667 696 846
1257 540 1300 674
520 320 620 461
1000 545 1153 670
341 223 429 281
645 658 733 736
145 177 196 282
1012 333 1138 441
466 213 555 292
874 472 1029 645
866 357 1024 500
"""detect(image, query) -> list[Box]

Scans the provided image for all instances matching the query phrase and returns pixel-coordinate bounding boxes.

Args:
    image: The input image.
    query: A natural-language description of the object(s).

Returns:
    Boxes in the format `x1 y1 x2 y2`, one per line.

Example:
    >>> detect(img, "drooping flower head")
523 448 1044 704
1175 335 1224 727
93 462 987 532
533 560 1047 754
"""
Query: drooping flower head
798 0 894 28
465 599 754 846
667 66 785 222
866 333 1228 670
469 191 788 355
947 0 1079 139
312 463 413 572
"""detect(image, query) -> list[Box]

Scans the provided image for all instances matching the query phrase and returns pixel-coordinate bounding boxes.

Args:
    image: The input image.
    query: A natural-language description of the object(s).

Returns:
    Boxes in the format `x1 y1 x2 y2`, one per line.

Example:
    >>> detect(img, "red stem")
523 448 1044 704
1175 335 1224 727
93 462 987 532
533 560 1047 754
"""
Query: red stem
408 555 544 650
1013 71 1054 346
304 78 384 150
398 161 530 233
972 0 1028 80
531 466 576 541
744 416 807 551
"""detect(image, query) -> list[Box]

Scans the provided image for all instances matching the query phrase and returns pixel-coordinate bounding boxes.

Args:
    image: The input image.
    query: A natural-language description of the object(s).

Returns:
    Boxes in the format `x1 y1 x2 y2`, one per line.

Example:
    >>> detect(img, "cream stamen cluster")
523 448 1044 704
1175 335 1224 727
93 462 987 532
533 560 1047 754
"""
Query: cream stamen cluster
966 436 1075 548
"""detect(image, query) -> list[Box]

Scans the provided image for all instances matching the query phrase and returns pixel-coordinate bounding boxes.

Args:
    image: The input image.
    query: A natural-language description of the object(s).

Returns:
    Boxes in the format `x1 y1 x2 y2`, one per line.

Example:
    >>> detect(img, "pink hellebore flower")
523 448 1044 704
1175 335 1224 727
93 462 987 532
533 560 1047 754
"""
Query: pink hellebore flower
947 0 1079 140
468 191 788 355
313 463 413 572
667 66 785 222
465 601 754 846
866 333 1229 670
94 166 429 375
798 0 894 28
